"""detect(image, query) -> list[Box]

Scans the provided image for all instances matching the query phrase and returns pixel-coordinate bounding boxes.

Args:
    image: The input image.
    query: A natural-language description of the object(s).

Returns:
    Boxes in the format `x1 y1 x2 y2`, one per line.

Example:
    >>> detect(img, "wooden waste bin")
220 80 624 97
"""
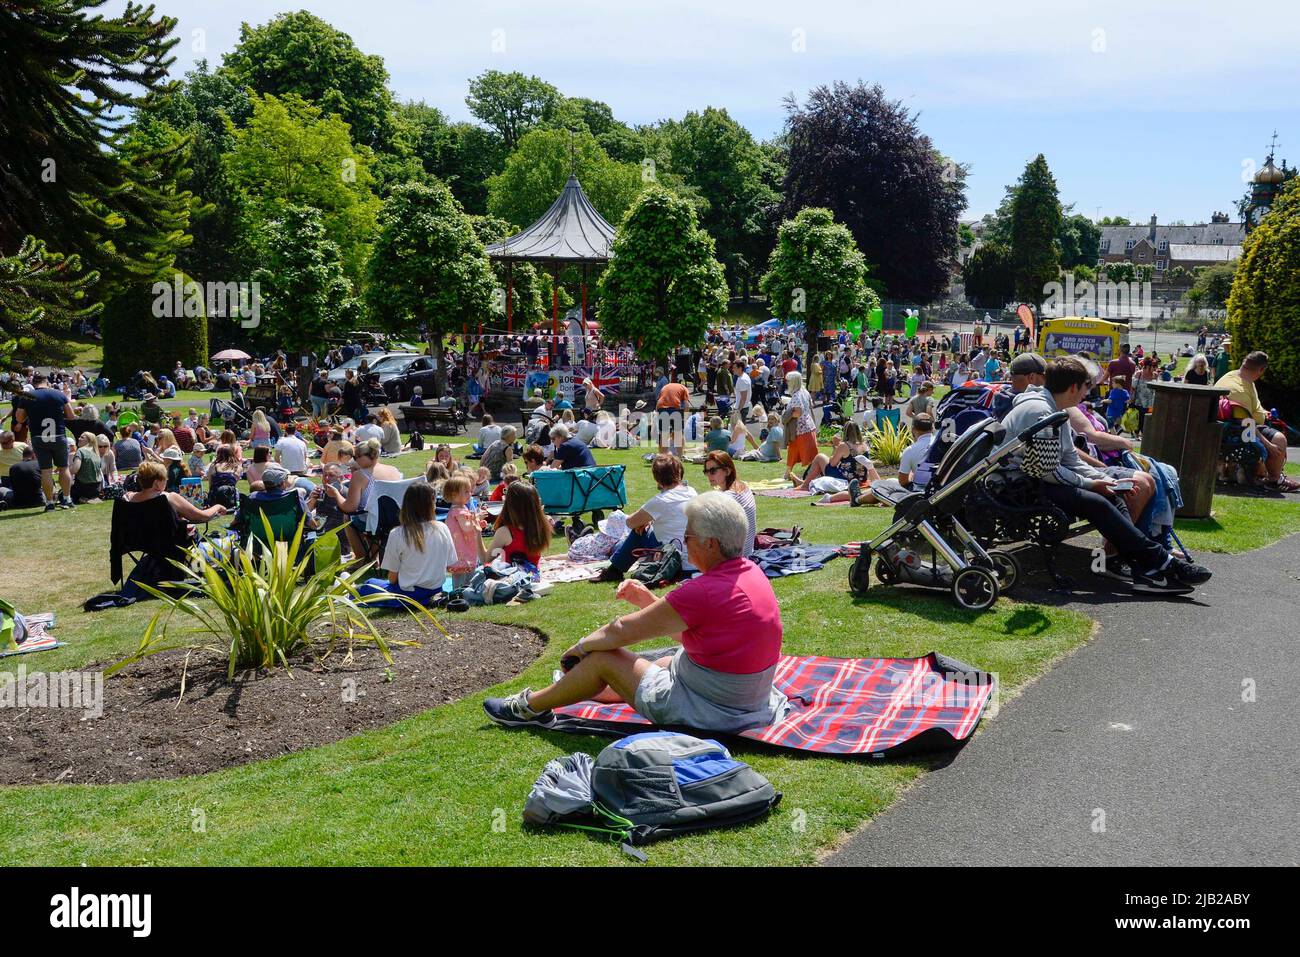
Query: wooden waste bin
1140 382 1229 518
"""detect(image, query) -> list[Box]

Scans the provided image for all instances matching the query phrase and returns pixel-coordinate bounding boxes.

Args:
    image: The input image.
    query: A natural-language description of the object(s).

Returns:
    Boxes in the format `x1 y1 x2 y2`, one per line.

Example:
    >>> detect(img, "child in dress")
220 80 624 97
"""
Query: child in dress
443 474 484 589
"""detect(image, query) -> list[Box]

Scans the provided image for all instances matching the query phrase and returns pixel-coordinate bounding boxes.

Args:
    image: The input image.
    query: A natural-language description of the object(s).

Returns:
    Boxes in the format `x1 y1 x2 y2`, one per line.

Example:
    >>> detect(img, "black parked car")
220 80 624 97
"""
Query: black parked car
378 356 440 402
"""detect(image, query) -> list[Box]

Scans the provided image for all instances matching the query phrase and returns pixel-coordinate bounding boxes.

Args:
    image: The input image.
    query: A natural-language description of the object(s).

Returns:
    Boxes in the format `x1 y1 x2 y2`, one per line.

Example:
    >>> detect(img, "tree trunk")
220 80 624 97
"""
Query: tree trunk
804 322 818 384
429 332 446 398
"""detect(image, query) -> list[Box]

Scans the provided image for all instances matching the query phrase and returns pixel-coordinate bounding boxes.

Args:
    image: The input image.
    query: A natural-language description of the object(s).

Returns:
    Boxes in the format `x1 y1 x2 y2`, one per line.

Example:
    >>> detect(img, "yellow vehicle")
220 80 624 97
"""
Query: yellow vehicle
1037 317 1128 363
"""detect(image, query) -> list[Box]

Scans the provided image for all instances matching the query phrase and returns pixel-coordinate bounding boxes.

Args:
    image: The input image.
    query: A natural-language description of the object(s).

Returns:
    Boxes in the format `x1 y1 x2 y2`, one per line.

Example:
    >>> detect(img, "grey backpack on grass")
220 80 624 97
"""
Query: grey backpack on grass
523 731 781 850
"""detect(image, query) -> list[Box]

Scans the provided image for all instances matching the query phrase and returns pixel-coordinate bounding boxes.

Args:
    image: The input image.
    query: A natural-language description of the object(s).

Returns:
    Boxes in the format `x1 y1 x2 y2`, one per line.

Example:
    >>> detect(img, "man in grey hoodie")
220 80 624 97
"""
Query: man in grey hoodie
1000 356 1210 594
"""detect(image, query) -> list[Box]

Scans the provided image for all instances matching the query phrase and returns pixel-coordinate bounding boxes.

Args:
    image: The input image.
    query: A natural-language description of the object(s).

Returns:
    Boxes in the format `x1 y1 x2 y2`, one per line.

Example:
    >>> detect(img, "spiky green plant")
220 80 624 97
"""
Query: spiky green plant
108 516 445 681
867 416 913 468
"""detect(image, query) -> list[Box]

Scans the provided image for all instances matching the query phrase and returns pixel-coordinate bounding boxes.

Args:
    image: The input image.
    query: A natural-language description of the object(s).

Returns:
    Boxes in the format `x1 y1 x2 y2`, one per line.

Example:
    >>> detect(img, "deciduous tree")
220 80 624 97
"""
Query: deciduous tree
596 187 727 363
1227 180 1300 393
486 128 643 229
779 81 966 301
760 207 878 367
366 182 495 395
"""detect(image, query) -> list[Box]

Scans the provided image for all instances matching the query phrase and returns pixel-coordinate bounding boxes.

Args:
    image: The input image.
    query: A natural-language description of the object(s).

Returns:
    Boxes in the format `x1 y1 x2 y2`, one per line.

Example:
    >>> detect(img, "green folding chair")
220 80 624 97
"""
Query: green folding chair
234 492 304 553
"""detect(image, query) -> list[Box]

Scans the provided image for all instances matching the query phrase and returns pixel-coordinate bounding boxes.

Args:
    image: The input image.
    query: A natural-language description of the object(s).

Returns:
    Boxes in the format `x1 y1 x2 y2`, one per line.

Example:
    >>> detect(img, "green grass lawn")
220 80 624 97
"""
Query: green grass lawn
1 437 1296 865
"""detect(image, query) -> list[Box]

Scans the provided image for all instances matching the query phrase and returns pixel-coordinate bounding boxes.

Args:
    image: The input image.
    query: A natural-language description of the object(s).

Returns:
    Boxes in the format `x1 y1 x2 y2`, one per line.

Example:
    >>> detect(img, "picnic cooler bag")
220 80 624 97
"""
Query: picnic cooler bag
524 731 781 850
531 464 627 516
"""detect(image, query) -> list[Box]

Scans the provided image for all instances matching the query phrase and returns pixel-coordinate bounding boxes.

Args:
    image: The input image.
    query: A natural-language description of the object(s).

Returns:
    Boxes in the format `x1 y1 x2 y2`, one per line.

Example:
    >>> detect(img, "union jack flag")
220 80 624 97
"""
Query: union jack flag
501 365 527 388
589 365 622 396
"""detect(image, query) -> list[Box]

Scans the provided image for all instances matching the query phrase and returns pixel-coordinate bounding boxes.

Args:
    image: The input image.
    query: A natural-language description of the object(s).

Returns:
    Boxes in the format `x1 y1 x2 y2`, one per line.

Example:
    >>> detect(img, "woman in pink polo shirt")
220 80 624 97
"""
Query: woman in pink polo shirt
484 491 788 733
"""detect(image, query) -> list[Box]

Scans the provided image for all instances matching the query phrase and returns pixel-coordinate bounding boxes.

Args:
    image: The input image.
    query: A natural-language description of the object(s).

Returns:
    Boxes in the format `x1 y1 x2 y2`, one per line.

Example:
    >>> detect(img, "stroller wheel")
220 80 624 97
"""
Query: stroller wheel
874 558 899 585
985 549 1021 592
951 566 999 611
848 551 872 595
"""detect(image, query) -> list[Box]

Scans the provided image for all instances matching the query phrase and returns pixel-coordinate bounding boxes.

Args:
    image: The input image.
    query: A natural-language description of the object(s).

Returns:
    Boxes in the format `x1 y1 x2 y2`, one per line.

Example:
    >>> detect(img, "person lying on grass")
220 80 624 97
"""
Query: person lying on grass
485 491 788 734
793 421 869 491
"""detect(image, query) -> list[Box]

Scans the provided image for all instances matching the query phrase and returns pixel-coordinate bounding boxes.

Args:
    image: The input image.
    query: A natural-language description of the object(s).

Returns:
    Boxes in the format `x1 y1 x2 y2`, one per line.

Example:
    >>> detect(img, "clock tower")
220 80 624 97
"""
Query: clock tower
1247 133 1292 231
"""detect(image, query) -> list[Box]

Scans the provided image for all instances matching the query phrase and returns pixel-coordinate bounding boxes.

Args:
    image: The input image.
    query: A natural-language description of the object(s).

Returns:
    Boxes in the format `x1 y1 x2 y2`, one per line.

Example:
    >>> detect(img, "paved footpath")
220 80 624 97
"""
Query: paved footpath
826 531 1300 866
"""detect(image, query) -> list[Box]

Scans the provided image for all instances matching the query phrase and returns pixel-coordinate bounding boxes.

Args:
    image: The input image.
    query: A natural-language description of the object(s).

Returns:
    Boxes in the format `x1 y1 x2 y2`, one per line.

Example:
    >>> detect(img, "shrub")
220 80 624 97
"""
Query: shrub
1227 179 1300 396
108 517 444 681
100 273 209 383
868 416 912 467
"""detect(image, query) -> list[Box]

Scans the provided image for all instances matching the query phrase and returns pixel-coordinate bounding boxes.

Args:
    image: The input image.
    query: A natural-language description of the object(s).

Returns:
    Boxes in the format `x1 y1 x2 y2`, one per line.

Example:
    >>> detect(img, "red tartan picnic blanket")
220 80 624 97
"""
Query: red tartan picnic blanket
549 652 995 757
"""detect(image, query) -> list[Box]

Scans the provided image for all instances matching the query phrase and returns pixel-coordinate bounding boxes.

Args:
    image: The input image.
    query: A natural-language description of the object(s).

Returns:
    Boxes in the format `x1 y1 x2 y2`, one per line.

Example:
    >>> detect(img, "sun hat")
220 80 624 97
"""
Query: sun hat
161 447 183 461
597 510 630 540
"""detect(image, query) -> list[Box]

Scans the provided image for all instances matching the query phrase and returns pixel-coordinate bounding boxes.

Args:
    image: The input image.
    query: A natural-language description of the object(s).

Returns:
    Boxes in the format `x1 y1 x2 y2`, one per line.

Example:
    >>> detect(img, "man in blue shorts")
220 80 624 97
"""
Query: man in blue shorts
13 372 77 510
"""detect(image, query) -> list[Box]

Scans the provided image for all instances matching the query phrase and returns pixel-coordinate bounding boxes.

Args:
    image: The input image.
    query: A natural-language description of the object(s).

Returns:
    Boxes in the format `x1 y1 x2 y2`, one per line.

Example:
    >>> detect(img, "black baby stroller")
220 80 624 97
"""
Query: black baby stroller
848 410 1069 611
209 396 251 434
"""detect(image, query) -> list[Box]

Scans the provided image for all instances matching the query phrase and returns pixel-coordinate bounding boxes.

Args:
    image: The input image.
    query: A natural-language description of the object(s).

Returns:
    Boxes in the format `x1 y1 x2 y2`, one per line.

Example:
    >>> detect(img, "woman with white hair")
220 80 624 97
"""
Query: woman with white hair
1183 354 1211 385
781 369 817 482
485 490 787 733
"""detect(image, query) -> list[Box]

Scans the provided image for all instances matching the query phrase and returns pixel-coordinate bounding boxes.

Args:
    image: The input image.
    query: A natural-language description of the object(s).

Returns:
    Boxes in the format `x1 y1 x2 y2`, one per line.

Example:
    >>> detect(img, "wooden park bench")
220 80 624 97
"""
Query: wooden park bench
400 403 466 435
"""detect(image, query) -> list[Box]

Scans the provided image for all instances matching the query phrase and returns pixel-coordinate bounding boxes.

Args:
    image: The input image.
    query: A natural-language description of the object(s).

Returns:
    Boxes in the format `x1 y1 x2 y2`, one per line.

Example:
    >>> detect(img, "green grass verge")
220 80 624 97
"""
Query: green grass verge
0 439 1292 865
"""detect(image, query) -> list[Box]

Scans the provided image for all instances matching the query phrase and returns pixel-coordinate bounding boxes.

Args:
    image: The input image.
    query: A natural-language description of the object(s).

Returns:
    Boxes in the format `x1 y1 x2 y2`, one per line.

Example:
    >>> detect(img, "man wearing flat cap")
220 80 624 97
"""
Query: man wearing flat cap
993 353 1048 419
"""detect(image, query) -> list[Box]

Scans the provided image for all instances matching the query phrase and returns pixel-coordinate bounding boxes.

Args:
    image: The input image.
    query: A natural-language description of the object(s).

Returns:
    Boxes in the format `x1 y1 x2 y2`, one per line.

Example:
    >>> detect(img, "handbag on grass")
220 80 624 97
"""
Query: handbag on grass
627 540 684 587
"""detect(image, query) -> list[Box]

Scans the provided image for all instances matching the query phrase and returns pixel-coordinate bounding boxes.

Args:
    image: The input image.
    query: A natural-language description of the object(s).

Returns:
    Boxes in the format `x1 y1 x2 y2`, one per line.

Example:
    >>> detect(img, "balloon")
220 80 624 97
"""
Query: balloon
868 307 884 331
846 317 863 336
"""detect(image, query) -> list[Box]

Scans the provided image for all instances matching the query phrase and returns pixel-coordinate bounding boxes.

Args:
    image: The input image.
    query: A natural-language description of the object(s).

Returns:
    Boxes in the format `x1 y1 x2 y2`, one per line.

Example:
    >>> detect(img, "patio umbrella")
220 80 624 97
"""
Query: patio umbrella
212 349 251 361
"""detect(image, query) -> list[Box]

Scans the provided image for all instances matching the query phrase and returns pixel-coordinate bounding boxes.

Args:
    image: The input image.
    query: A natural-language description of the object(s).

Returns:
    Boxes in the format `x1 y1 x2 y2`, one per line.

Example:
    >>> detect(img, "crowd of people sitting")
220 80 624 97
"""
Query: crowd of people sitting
4 318 1292 741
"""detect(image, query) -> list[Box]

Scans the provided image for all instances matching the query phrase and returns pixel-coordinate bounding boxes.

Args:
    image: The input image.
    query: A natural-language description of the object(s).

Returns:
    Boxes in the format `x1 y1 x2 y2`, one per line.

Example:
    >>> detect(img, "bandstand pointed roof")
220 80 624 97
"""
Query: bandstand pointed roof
484 175 616 264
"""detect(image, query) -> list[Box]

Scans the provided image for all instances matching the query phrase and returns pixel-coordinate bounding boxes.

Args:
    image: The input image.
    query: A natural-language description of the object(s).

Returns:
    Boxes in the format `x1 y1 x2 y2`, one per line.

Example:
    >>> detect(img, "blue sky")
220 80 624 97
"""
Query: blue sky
161 0 1299 221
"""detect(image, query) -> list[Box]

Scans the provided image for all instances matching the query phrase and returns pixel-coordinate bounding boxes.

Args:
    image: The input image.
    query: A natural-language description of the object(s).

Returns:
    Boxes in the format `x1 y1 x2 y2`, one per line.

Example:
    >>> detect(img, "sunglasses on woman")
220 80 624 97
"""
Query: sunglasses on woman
703 466 723 475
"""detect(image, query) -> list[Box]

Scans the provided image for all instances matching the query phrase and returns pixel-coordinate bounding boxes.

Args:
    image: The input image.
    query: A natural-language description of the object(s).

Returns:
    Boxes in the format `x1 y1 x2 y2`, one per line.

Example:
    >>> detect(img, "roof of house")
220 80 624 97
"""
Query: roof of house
484 175 616 264
1168 243 1243 263
1099 222 1246 247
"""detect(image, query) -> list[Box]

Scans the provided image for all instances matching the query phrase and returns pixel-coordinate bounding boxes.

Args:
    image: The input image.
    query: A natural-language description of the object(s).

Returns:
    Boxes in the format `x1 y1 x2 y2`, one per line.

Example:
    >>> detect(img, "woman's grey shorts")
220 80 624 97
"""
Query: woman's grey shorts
633 648 787 734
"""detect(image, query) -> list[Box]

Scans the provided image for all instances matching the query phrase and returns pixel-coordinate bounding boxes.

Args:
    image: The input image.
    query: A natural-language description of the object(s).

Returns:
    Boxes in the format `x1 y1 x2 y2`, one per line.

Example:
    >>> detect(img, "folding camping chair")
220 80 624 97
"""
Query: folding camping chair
358 476 425 564
231 492 313 566
531 465 628 536
107 494 194 599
